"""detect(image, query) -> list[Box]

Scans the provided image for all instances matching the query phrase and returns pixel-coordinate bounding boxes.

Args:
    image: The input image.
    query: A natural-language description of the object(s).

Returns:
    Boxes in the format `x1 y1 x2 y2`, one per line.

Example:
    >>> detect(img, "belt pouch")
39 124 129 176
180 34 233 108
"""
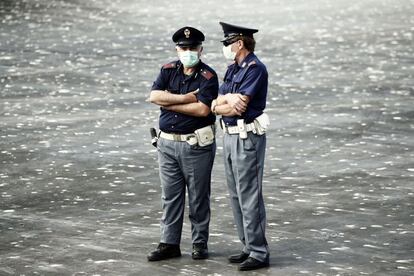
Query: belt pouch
254 113 270 135
194 125 214 147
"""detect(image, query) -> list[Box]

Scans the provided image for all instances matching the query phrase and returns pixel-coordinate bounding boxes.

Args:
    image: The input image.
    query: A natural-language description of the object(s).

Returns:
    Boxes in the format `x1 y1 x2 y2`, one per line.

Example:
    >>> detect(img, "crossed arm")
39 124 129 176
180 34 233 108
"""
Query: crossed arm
149 90 210 117
213 93 250 116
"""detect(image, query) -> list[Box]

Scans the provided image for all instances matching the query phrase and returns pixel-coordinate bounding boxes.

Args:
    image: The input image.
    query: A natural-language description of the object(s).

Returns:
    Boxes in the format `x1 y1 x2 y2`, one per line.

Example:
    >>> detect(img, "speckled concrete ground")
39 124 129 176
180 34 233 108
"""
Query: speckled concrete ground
1 0 413 275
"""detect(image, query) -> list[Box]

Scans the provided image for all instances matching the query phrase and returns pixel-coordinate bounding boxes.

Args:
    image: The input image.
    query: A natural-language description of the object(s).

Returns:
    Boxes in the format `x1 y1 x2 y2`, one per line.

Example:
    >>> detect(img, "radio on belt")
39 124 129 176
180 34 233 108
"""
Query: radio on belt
237 119 248 139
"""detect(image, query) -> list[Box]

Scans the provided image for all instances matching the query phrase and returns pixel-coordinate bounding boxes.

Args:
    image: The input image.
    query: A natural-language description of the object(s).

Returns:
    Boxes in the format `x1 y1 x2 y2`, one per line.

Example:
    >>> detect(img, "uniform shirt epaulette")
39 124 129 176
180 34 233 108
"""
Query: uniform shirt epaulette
248 61 257 66
200 69 214 80
163 62 177 69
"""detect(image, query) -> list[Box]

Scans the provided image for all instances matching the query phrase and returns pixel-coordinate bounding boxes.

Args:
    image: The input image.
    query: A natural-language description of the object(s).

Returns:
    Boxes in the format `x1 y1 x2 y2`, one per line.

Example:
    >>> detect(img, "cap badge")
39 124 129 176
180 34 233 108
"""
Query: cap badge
184 28 190 38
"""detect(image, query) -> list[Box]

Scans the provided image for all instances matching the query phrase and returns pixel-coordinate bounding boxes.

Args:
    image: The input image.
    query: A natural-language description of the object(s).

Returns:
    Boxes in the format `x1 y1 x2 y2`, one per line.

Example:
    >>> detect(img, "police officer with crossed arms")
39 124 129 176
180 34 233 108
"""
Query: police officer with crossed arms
147 26 218 261
211 22 270 271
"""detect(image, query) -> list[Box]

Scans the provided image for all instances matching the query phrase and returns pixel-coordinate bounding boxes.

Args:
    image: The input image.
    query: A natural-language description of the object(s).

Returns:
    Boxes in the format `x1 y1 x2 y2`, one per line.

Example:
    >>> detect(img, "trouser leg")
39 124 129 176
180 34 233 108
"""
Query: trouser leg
182 142 216 244
158 138 185 245
237 133 268 262
225 133 269 261
224 134 248 253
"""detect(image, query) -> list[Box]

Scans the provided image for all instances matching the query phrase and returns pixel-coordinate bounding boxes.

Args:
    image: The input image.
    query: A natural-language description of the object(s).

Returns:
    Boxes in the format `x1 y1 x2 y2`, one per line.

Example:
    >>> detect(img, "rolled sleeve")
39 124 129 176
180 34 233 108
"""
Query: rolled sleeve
219 83 228 95
151 67 168 91
197 76 219 107
238 65 268 98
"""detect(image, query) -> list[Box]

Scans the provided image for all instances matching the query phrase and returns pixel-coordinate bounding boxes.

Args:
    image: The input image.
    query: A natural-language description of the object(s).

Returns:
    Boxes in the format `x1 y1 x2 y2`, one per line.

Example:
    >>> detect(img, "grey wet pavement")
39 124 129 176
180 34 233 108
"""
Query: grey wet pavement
1 0 413 275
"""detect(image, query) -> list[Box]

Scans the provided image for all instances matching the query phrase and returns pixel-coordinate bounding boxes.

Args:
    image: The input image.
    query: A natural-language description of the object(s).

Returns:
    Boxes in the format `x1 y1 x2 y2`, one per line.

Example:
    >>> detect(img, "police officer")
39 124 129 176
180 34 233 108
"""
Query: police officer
147 26 218 261
211 22 269 271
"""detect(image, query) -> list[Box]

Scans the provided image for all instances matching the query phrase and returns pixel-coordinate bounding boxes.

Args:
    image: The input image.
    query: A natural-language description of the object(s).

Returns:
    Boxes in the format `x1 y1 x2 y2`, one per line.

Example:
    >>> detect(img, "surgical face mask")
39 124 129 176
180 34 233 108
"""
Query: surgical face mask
222 44 236 60
178 50 199 67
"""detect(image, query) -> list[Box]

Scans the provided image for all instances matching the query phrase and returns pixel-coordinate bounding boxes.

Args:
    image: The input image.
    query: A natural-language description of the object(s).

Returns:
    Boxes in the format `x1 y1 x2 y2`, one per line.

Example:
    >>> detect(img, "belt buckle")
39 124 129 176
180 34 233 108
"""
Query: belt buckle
172 134 182 141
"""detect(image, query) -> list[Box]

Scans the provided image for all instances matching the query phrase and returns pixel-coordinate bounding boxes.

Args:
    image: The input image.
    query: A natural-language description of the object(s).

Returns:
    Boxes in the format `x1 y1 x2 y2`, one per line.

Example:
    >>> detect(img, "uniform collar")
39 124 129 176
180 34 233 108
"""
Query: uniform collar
237 52 255 68
177 60 204 79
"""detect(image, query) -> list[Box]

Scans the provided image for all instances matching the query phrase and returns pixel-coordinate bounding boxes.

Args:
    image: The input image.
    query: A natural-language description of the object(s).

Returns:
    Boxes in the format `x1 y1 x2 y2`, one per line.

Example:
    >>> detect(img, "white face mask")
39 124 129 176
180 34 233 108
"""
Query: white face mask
178 50 200 67
222 44 236 60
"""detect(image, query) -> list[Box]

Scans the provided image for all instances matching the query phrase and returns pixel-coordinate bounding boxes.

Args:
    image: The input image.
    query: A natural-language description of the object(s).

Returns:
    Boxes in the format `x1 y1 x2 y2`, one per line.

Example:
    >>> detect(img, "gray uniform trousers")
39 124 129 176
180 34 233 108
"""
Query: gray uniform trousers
157 137 216 245
223 131 269 262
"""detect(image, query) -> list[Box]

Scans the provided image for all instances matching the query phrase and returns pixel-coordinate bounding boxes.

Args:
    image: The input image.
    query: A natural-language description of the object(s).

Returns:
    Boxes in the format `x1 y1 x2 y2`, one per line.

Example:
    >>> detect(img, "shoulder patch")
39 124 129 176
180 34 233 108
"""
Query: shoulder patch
200 69 214 80
248 61 257 67
163 62 176 69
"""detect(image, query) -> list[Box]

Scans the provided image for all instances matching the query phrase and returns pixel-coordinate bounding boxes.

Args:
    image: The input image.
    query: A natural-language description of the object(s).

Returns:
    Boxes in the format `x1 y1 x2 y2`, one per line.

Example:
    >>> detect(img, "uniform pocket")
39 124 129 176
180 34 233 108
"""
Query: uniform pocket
243 133 258 151
231 69 249 92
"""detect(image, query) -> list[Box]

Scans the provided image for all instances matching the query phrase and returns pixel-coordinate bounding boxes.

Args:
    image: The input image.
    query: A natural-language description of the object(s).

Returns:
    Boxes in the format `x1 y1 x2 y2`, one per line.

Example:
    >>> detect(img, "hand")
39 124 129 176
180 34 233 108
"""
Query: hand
225 93 248 114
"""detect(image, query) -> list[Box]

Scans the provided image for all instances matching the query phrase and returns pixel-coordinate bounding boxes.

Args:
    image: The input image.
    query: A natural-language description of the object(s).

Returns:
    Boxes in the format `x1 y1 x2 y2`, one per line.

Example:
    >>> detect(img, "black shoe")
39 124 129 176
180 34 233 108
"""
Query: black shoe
228 252 249 263
239 257 269 271
192 243 208 260
147 243 181 261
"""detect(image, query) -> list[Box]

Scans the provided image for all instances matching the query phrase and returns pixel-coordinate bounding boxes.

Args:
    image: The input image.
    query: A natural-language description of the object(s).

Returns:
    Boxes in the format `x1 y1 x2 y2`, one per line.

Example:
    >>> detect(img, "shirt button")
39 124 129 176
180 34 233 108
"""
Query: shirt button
175 115 178 118
171 126 174 129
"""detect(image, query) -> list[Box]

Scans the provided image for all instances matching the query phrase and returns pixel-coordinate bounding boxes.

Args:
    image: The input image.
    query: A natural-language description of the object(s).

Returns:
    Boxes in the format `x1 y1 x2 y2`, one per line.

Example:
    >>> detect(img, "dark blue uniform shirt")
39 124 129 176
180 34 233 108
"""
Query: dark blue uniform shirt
219 52 268 126
152 60 219 134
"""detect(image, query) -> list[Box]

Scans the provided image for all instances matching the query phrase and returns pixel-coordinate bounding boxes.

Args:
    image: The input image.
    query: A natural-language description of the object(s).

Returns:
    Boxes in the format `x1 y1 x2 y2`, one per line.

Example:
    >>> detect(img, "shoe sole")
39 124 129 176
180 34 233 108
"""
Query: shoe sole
229 258 248 263
228 256 249 263
147 253 181 262
238 263 269 271
192 254 209 260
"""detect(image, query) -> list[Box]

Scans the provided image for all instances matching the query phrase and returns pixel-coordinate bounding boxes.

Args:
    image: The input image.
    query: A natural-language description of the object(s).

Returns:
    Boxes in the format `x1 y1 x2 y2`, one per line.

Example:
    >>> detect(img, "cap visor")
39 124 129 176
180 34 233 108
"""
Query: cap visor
176 41 201 47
